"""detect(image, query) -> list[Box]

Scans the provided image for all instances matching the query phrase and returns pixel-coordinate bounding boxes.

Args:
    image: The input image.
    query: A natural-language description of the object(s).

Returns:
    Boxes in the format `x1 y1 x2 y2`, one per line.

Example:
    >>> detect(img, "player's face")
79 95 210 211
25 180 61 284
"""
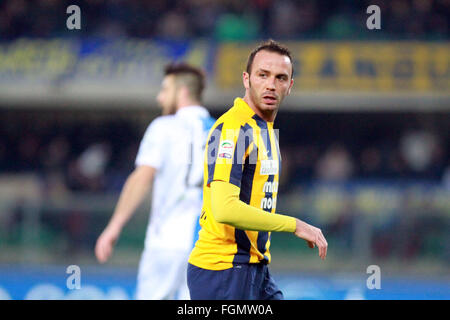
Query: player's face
243 50 293 120
157 75 177 115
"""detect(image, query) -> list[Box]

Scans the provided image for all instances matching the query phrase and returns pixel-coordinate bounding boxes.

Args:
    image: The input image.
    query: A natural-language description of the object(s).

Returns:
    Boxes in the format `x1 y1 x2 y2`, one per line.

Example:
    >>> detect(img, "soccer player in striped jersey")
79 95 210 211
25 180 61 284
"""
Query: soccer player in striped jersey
187 40 328 300
95 63 215 299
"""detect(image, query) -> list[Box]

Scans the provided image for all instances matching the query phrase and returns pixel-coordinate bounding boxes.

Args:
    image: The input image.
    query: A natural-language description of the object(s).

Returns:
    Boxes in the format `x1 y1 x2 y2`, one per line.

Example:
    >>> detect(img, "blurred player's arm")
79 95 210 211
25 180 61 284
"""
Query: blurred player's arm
211 180 328 260
95 165 155 263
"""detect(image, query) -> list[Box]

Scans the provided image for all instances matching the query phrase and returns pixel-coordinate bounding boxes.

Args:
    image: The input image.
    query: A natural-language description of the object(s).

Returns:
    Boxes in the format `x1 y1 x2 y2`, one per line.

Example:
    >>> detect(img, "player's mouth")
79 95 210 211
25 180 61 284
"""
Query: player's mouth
262 94 277 105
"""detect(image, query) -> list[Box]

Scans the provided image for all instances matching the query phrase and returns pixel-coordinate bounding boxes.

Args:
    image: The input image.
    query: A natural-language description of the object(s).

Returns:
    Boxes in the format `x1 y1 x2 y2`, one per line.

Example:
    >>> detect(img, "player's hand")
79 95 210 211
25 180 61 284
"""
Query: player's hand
95 225 121 264
293 218 328 260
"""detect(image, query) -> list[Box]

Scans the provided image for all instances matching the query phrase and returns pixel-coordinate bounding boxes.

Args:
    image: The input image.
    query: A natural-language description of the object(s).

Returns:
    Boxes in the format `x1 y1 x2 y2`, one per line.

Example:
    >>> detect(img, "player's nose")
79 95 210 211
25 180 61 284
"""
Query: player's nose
265 76 276 90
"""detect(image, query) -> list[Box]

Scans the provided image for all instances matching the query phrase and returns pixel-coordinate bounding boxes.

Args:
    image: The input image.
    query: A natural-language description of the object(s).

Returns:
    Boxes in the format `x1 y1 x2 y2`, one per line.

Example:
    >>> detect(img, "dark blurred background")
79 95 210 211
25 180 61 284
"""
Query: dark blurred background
0 0 448 299
0 0 448 40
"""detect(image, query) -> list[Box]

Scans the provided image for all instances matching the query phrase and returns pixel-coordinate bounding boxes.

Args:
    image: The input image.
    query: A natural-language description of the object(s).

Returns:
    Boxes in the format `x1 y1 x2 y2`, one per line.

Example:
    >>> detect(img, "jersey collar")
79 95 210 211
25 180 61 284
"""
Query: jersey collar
233 98 256 119
234 97 274 126
176 105 209 118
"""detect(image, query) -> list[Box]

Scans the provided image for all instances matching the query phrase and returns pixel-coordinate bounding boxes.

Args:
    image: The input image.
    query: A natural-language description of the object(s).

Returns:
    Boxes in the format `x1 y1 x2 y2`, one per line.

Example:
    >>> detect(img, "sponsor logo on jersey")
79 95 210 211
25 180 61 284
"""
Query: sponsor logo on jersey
218 152 232 159
260 160 278 175
218 140 234 159
261 196 277 211
262 181 278 193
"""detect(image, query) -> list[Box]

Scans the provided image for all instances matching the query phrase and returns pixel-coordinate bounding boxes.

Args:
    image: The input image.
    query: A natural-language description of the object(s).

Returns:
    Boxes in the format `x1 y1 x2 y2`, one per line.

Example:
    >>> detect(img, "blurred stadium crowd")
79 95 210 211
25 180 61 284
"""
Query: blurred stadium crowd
0 0 448 40
0 114 139 194
1 112 449 195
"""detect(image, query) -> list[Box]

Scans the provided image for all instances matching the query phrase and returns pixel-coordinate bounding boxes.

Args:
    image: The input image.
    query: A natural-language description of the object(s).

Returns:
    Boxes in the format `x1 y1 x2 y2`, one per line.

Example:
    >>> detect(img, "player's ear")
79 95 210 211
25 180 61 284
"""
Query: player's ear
243 71 250 90
177 85 189 102
287 78 294 96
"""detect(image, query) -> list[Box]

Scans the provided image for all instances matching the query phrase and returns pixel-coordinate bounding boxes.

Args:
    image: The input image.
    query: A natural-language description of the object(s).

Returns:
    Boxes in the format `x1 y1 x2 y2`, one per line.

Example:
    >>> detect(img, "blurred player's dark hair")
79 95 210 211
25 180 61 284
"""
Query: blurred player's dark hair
246 39 293 78
164 62 206 102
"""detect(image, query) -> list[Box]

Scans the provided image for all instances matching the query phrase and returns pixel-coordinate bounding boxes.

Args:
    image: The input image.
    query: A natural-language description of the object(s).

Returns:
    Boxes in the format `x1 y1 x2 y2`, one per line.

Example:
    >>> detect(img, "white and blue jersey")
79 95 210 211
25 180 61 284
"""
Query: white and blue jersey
134 105 214 300
135 105 215 252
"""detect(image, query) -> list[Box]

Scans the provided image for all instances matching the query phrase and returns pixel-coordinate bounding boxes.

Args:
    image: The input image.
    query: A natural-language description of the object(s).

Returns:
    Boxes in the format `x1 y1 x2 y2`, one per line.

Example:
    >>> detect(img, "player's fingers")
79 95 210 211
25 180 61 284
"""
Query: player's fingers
318 242 324 260
315 236 324 259
307 240 315 248
316 230 327 259
313 235 321 258
97 253 105 264
95 240 103 262
102 244 113 262
96 239 110 263
96 244 106 263
321 239 328 260
320 239 327 260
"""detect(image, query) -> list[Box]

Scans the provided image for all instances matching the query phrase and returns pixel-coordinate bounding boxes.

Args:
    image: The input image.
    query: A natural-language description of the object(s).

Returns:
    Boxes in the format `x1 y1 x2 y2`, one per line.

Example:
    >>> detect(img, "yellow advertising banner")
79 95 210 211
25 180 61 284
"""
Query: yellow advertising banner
215 42 449 92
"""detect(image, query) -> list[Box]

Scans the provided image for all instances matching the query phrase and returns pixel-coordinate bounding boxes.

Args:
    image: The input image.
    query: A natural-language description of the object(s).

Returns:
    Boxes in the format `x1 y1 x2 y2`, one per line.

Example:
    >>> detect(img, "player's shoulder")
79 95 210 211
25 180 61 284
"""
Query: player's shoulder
142 114 178 137
213 106 250 131
148 114 177 128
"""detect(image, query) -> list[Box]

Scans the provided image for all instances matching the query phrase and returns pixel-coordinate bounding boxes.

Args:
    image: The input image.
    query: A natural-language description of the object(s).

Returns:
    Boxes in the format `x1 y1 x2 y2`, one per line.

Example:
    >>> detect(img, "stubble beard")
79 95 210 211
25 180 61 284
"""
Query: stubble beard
161 97 177 116
248 79 280 119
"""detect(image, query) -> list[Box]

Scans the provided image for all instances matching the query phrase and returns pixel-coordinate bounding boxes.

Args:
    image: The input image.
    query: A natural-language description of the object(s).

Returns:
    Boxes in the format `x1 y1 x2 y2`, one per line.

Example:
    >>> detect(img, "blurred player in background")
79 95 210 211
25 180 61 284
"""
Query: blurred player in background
95 63 215 300
187 40 328 300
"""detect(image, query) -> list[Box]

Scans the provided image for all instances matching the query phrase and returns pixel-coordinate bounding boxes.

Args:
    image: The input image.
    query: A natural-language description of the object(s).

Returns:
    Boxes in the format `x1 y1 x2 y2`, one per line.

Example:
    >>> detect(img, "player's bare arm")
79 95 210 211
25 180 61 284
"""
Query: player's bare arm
95 165 155 263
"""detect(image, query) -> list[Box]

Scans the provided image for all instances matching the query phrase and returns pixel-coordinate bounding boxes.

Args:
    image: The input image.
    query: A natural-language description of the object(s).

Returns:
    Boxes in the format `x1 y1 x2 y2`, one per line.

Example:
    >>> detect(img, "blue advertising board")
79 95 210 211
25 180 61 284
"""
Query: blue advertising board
0 265 448 300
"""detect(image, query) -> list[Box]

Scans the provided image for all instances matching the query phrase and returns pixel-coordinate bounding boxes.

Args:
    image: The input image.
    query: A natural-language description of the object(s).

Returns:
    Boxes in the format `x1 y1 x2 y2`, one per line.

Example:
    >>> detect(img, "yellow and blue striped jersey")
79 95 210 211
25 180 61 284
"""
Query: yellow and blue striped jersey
189 98 284 270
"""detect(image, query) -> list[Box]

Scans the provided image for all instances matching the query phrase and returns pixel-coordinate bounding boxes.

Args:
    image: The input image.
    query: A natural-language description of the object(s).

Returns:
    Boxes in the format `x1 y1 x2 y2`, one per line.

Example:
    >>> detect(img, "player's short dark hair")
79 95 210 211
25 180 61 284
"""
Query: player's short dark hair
164 62 206 102
246 39 294 78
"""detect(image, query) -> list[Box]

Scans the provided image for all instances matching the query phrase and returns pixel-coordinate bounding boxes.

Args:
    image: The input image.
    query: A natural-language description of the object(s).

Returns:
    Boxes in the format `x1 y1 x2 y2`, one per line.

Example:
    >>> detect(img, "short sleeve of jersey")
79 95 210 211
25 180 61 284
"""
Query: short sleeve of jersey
135 117 168 169
205 119 254 188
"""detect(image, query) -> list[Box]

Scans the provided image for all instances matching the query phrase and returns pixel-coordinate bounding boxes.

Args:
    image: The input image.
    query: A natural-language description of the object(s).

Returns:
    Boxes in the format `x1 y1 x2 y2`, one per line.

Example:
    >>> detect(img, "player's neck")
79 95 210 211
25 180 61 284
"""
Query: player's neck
176 99 201 111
